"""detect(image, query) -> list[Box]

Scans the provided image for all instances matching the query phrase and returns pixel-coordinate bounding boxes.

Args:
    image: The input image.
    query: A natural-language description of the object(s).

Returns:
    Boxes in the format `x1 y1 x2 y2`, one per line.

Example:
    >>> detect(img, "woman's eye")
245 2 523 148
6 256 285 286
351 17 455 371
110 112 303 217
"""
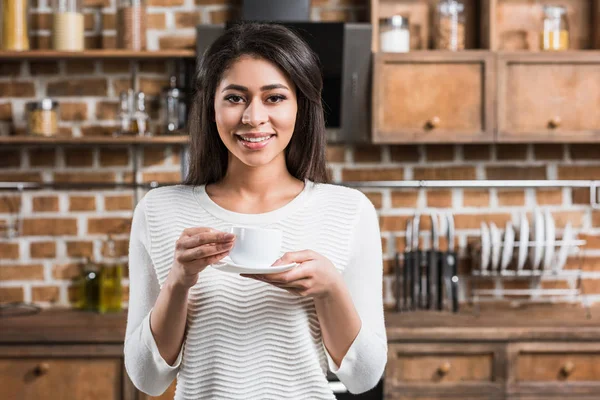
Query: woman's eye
225 95 244 103
267 95 286 103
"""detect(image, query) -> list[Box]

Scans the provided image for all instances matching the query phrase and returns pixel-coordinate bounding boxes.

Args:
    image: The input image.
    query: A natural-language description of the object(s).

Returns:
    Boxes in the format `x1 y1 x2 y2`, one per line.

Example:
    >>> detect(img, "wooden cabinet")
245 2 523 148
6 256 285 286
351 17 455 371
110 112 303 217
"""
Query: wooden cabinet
372 52 495 144
497 52 600 142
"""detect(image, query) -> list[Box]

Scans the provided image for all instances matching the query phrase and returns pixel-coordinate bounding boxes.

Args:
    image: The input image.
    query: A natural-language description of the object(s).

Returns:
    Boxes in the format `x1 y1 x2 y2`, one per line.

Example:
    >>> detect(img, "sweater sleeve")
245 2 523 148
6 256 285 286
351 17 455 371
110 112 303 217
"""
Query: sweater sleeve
324 195 388 394
124 196 183 396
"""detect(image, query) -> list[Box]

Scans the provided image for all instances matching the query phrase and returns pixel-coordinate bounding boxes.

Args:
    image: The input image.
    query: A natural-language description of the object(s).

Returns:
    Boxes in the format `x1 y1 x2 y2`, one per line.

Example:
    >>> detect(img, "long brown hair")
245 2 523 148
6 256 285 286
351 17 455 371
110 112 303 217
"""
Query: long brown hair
183 22 329 186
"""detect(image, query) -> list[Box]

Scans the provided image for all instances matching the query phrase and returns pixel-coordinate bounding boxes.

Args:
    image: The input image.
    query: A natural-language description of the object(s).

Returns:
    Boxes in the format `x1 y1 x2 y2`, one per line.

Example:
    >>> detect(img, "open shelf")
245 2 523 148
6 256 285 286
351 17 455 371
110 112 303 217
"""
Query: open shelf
0 135 190 145
0 50 196 60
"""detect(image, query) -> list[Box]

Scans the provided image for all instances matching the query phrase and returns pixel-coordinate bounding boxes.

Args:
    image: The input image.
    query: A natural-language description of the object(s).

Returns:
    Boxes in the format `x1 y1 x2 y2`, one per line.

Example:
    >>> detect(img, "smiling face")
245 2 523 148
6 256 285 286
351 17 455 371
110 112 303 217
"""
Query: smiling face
214 55 298 169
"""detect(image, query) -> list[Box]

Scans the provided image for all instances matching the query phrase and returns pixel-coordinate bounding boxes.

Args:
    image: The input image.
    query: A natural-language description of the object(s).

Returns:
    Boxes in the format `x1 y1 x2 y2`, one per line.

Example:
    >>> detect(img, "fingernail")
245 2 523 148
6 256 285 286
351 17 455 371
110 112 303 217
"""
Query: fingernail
224 233 235 240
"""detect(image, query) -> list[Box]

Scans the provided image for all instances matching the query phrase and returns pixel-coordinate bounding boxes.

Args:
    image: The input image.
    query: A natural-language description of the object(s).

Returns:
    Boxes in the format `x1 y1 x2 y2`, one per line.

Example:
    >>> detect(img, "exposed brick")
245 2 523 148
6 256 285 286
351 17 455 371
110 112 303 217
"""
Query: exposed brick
0 172 42 182
105 195 133 211
353 145 381 163
28 149 56 167
59 103 88 121
53 262 83 280
0 288 24 303
534 144 564 160
0 62 21 76
69 196 96 212
565 256 600 271
29 61 59 75
326 145 345 163
426 190 453 208
174 11 201 28
0 150 20 168
54 172 116 183
572 188 590 205
149 0 185 5
209 8 240 23
22 218 78 236
582 279 600 294
593 211 600 227
413 166 476 180
390 145 420 162
536 189 563 205
551 210 586 229
112 78 131 95
30 13 52 30
80 125 118 137
143 148 167 167
148 13 167 29
88 217 132 234
453 213 512 230
502 279 531 290
381 237 387 254
391 191 419 208
84 13 96 31
32 196 60 212
142 171 182 183
140 78 169 96
0 82 35 97
0 264 44 281
65 61 96 75
47 79 107 97
486 166 546 180
362 192 382 209
540 280 570 290
0 103 12 122
139 61 167 74
580 234 600 249
65 148 94 167
99 148 129 166
380 215 417 232
66 241 94 257
495 144 528 160
319 9 354 22
462 144 491 161
558 166 600 180
101 239 129 257
83 0 111 6
158 35 196 50
342 168 403 181
30 241 57 258
102 61 130 74
31 35 51 49
425 145 454 162
0 196 21 213
102 35 116 49
101 13 116 30
32 286 60 302
570 144 600 160
497 190 525 206
0 243 19 259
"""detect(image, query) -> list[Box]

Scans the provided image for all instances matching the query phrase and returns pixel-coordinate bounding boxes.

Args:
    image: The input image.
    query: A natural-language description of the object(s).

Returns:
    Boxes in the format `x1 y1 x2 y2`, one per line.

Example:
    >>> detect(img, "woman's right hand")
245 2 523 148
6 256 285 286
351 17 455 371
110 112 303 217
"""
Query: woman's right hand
168 227 236 289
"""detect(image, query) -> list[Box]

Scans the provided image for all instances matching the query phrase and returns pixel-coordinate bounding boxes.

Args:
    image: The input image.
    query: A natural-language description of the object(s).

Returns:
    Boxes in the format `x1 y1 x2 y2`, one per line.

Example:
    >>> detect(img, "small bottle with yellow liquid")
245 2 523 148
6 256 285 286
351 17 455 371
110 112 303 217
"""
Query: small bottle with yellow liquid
99 237 123 313
541 5 569 51
77 257 100 311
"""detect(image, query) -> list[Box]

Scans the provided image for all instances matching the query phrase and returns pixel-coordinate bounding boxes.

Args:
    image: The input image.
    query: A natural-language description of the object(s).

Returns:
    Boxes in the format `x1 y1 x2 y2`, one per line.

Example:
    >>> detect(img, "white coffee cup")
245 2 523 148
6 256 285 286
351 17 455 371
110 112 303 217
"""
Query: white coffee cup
229 226 282 267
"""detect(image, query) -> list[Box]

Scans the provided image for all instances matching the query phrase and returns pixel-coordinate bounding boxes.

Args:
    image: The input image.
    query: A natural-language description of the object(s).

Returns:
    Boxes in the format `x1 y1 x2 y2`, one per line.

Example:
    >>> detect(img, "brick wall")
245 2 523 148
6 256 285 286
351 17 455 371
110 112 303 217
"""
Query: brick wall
1 0 600 310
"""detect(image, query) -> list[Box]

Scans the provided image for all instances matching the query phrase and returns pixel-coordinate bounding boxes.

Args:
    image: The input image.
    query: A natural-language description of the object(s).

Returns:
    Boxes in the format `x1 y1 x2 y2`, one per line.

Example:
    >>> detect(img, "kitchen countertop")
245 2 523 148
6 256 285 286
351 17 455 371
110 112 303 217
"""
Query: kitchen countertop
2 304 600 344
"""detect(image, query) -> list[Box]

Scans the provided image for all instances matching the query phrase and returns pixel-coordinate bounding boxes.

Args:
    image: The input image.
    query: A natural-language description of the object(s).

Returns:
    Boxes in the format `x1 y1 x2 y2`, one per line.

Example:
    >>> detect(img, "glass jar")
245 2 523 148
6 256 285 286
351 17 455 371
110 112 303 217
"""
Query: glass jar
1 0 30 51
434 0 466 51
161 76 188 135
117 0 147 50
541 5 569 51
26 99 59 137
52 0 84 51
379 15 410 53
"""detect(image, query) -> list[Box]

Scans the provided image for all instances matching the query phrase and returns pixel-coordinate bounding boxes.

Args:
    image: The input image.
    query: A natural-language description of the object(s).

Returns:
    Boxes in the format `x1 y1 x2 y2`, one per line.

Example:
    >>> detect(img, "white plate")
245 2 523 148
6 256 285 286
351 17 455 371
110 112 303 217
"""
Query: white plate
517 213 529 271
211 257 297 275
529 209 545 270
542 210 556 271
554 222 573 273
480 222 491 271
501 221 515 271
490 222 502 271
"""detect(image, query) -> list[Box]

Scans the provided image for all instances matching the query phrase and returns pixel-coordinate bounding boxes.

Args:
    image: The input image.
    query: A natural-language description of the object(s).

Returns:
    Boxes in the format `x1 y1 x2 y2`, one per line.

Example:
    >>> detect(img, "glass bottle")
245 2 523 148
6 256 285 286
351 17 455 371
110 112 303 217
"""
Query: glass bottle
117 0 147 50
162 76 184 135
541 5 569 51
434 0 466 51
131 91 149 136
379 15 410 53
52 0 84 51
1 0 30 51
78 257 100 311
99 238 123 313
116 91 131 136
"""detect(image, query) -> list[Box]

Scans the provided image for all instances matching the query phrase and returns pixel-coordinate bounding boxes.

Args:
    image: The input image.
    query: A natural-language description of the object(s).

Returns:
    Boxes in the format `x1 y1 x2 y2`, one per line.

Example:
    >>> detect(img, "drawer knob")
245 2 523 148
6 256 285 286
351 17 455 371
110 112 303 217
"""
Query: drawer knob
437 361 451 376
548 116 561 129
426 116 441 130
33 363 50 376
561 361 575 377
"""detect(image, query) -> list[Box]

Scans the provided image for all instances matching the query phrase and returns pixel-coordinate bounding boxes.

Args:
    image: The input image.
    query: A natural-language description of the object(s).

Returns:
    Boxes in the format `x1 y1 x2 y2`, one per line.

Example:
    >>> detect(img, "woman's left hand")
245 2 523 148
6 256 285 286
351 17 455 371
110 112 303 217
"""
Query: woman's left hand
241 250 343 298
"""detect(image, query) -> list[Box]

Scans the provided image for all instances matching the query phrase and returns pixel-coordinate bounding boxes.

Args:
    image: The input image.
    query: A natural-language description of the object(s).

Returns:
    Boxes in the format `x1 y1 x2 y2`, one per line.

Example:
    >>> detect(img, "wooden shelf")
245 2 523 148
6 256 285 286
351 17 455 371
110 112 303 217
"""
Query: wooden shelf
0 49 196 60
0 135 190 145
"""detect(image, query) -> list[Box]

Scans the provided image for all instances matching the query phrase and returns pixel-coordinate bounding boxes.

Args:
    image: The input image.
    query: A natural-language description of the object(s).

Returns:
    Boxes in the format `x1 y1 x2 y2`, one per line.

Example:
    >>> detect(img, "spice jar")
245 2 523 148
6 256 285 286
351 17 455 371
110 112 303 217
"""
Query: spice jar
117 0 147 50
1 0 30 51
26 99 60 137
434 0 466 51
52 0 84 51
541 5 569 51
379 15 410 53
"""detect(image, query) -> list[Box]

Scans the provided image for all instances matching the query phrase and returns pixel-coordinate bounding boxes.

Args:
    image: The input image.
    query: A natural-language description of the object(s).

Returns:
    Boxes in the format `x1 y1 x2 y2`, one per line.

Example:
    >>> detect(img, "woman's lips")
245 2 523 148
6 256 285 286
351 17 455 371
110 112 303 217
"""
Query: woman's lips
235 134 275 150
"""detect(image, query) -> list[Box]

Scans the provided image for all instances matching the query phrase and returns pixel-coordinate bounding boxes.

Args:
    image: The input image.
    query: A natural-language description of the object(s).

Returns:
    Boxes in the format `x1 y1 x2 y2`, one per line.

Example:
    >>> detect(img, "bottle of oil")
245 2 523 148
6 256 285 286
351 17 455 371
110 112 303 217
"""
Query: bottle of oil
78 257 100 311
99 237 123 313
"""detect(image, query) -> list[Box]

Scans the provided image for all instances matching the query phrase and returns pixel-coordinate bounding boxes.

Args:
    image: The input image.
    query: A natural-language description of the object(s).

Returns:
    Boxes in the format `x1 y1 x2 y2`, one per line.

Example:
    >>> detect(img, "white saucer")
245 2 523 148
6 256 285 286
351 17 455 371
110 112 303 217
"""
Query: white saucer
211 257 297 275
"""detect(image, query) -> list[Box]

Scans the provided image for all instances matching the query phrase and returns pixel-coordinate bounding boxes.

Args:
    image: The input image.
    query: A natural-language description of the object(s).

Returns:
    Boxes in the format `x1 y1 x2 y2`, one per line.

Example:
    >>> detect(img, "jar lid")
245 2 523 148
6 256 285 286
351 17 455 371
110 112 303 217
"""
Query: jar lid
543 5 567 16
439 0 465 14
26 98 59 111
380 15 409 28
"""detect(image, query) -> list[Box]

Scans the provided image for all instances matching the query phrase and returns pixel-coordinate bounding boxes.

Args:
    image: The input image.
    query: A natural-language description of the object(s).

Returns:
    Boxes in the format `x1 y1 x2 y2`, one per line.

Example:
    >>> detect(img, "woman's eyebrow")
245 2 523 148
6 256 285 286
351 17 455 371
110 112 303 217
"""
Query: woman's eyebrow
221 83 289 92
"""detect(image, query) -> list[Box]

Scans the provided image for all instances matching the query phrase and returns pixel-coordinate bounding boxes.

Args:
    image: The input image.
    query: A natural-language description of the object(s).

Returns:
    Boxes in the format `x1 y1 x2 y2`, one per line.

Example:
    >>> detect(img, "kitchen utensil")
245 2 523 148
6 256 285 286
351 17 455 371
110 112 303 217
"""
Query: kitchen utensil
500 221 515 271
412 214 421 310
402 219 412 311
446 213 459 312
554 222 573 273
530 209 545 270
490 222 502 271
480 221 491 271
542 209 556 271
427 212 440 309
517 213 529 271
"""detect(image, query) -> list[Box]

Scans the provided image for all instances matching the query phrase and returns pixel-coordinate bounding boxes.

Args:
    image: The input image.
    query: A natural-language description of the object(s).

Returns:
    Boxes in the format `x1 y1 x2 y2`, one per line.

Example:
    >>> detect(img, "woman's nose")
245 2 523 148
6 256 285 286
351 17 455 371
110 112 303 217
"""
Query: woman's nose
241 99 268 127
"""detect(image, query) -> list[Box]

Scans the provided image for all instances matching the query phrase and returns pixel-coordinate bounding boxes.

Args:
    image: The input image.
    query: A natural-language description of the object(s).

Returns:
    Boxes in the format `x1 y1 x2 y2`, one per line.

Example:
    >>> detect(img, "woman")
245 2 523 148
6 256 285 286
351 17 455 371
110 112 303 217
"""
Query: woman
124 22 387 399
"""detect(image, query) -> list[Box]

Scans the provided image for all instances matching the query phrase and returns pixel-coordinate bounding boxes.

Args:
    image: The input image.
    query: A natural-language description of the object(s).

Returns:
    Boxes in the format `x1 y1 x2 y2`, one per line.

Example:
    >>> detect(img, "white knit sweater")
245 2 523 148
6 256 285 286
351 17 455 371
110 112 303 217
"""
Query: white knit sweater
124 180 388 399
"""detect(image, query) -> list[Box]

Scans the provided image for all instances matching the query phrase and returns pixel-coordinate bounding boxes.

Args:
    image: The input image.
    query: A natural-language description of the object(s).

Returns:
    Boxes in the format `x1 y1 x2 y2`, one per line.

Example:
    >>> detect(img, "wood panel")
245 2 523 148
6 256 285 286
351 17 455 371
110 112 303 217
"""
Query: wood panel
517 352 600 381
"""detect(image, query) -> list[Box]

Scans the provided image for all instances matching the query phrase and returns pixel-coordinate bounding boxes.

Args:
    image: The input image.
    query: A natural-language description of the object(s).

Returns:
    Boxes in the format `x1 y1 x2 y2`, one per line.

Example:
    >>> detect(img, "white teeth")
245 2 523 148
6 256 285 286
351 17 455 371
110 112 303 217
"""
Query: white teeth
240 135 272 143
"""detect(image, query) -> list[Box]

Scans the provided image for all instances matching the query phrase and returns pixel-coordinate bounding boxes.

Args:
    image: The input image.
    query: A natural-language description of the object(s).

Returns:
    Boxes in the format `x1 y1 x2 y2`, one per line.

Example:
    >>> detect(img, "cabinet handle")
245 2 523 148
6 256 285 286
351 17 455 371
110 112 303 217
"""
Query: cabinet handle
426 116 441 130
437 361 451 376
33 362 50 376
561 361 575 377
548 116 561 129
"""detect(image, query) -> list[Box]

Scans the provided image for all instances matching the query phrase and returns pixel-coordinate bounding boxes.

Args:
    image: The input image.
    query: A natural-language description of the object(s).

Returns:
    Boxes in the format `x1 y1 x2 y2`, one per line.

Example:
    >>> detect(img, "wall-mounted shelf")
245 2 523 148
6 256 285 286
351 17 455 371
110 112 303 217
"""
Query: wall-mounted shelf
0 50 196 60
0 136 190 145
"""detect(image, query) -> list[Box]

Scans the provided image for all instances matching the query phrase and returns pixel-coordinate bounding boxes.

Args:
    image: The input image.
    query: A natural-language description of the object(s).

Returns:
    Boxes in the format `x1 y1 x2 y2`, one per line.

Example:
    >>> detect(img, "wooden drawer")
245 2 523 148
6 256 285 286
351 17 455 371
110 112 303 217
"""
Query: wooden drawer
1 358 122 400
372 52 495 144
498 53 600 142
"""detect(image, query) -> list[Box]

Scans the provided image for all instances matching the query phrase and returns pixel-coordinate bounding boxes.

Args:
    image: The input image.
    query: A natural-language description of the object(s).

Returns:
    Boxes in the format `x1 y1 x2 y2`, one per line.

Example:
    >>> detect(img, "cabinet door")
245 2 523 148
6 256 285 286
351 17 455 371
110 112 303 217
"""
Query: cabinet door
372 52 495 144
498 52 600 142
